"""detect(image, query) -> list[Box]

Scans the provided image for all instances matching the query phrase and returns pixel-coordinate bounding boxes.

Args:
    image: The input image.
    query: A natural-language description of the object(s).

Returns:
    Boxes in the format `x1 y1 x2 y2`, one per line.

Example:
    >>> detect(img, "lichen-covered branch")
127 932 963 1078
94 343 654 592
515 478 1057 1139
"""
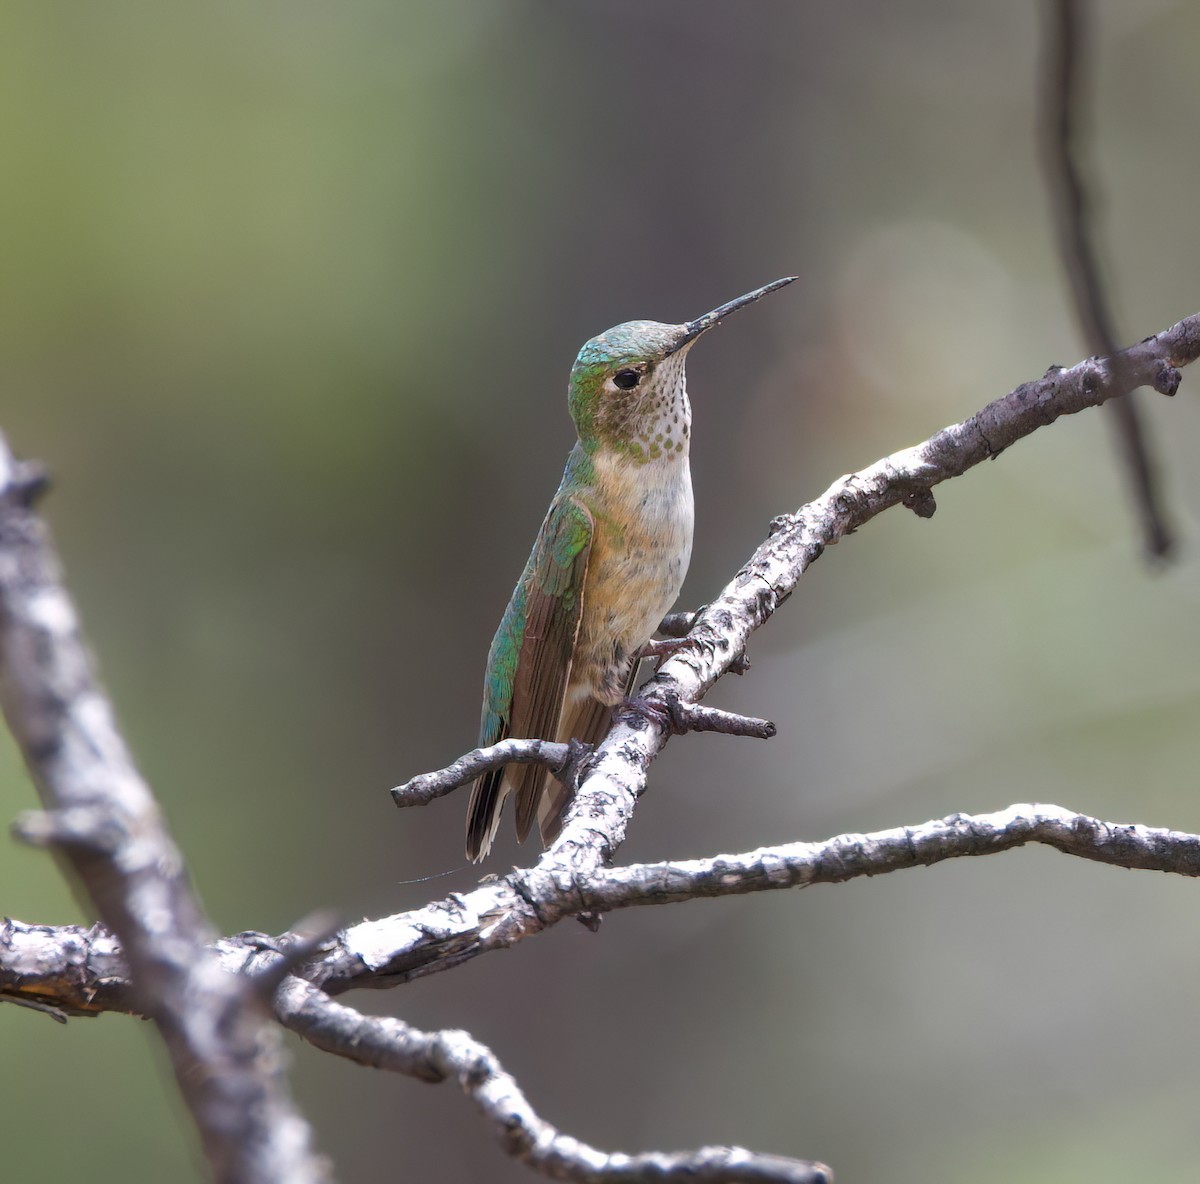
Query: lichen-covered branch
274 977 830 1184
582 803 1200 908
9 803 1200 1009
0 435 325 1183
0 918 134 1018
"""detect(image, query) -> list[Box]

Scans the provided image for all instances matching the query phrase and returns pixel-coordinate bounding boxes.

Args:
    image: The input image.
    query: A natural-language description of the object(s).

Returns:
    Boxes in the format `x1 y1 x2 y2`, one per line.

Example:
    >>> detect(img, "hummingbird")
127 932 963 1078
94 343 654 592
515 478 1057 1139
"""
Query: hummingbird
466 277 796 861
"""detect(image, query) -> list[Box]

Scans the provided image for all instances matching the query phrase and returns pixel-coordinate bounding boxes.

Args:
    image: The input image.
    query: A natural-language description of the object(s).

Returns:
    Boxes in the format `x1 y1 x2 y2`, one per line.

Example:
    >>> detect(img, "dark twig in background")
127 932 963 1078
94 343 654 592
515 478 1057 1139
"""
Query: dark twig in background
1041 0 1173 558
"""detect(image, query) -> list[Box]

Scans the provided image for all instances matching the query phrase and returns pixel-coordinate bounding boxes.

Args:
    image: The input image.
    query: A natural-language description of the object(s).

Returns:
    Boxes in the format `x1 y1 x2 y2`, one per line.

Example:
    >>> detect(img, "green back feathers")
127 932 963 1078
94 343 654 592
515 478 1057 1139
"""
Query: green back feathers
479 494 591 733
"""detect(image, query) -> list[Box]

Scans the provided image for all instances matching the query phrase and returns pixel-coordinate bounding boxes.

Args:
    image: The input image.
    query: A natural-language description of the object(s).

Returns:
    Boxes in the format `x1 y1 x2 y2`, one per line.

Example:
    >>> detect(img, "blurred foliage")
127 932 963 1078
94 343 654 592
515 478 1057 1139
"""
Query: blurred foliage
2 2 1200 1181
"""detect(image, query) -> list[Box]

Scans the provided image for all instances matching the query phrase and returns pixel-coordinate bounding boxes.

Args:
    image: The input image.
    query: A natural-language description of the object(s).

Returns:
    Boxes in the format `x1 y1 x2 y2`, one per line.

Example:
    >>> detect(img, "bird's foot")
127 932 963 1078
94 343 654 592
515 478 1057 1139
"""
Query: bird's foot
555 737 597 788
650 610 752 674
620 691 688 735
636 636 692 664
656 610 701 638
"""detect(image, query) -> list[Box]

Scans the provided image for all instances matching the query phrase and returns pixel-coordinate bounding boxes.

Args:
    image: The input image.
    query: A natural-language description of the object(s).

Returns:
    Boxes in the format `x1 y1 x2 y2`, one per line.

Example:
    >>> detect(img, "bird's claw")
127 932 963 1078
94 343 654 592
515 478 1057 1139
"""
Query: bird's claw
557 737 597 787
636 636 693 667
619 691 688 736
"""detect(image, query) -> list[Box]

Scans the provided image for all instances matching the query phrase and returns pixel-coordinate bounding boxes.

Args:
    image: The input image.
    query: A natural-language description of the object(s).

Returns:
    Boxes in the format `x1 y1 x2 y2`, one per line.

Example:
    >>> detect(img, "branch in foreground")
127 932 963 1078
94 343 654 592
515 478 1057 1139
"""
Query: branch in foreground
6 799 1197 1184
275 977 831 1184
0 919 133 1017
0 435 325 1184
1041 0 1172 556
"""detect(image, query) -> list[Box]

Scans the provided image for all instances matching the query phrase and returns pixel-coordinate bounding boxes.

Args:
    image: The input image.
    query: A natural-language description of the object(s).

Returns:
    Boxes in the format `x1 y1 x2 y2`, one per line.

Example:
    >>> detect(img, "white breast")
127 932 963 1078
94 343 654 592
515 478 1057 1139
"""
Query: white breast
575 447 694 703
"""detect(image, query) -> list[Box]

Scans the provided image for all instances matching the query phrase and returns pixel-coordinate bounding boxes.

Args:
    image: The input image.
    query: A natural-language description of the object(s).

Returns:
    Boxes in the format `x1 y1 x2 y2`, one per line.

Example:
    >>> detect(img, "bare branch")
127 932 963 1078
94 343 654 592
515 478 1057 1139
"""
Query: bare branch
275 977 831 1184
10 800 1200 1006
0 433 326 1183
618 693 776 739
322 799 1200 988
584 803 1200 909
392 700 774 813
1040 0 1173 556
663 699 775 739
0 918 135 1017
392 737 572 808
6 798 1200 1183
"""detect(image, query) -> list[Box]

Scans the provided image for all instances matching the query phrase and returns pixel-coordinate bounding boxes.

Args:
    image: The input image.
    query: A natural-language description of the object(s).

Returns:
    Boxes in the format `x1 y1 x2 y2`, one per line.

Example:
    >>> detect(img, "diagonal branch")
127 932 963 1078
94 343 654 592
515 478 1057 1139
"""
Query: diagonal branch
275 977 831 1184
1040 0 1173 557
378 315 1198 985
0 436 326 1183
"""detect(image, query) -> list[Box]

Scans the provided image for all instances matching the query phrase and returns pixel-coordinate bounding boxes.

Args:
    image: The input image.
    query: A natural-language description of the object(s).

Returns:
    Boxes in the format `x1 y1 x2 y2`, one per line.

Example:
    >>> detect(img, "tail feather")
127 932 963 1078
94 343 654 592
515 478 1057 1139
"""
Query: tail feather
537 661 641 845
476 660 642 860
466 766 511 863
514 762 552 844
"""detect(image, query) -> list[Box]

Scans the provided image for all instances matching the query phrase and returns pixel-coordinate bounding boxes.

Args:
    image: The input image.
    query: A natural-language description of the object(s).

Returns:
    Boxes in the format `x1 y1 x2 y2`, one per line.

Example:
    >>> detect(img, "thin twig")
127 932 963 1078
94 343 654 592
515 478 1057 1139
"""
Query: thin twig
618 694 776 739
392 737 572 808
275 977 829 1184
1040 0 1173 557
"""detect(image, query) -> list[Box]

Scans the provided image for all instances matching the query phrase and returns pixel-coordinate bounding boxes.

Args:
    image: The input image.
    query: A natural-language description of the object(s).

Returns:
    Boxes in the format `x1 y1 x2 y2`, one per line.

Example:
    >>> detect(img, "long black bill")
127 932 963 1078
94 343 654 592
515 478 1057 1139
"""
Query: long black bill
666 275 797 354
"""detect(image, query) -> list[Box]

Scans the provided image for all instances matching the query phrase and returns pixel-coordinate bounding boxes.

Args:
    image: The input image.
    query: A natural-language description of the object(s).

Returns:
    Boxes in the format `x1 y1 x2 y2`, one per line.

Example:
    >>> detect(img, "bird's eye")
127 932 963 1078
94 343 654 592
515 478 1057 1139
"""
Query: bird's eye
613 368 640 390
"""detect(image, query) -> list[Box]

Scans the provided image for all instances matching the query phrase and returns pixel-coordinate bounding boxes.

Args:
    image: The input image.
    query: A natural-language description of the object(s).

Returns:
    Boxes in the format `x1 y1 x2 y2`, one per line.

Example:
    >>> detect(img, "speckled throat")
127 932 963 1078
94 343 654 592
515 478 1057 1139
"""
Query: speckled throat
596 350 691 463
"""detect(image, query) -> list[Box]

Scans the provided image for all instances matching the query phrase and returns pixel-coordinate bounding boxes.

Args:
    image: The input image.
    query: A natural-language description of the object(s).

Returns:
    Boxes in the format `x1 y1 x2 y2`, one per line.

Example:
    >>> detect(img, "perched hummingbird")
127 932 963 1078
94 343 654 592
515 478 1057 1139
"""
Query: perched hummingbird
466 277 796 861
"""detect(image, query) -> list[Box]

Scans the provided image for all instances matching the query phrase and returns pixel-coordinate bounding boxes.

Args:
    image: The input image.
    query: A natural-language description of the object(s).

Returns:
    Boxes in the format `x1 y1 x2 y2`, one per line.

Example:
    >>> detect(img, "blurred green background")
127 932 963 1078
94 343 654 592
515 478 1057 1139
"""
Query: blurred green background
3 2 1200 1181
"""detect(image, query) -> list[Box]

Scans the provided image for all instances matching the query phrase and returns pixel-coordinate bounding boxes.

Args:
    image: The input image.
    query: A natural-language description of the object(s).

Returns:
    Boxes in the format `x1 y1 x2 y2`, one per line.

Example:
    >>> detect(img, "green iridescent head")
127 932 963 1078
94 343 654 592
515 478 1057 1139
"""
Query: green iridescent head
566 277 796 451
